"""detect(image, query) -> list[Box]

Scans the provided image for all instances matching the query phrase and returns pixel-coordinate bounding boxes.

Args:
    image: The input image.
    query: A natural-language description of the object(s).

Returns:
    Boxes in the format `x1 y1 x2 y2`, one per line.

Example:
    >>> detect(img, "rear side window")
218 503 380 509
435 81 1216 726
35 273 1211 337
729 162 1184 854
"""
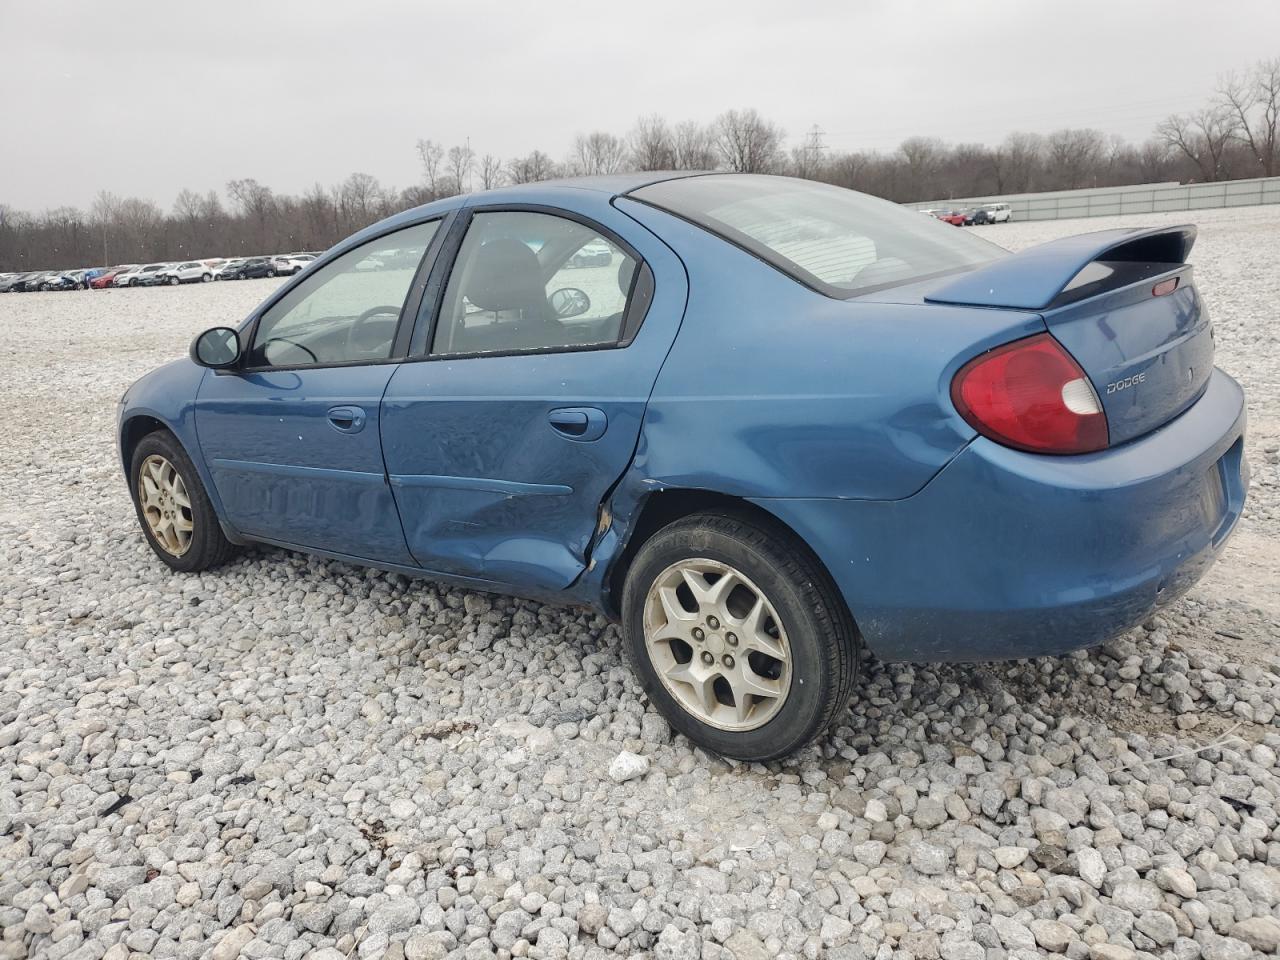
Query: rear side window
431 211 639 357
630 174 1002 298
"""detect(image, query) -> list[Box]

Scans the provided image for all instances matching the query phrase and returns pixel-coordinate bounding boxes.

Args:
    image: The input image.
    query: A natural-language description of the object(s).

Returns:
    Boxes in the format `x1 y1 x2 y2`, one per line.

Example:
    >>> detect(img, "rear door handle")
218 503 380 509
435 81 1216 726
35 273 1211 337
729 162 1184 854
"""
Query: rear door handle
326 405 367 434
548 406 607 442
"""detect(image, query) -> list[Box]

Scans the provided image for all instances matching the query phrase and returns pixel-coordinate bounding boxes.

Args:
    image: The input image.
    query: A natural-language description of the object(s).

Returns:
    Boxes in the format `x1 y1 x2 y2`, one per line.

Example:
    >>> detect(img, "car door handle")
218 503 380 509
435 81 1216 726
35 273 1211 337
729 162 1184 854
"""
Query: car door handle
326 405 367 434
548 406 607 442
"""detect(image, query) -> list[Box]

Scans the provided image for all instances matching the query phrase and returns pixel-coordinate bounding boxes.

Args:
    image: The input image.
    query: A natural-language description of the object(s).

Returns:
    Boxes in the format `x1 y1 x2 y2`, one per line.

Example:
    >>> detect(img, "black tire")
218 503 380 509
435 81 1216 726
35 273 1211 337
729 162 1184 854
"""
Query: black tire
202 273 211 282
129 431 236 573
266 268 276 277
168 276 179 285
621 511 859 761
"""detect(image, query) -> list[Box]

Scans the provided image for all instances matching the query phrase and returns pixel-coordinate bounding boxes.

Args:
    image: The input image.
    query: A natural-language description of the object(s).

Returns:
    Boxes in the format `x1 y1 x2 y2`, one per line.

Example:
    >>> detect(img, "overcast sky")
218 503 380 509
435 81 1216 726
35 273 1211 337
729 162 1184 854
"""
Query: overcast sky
4 0 1279 212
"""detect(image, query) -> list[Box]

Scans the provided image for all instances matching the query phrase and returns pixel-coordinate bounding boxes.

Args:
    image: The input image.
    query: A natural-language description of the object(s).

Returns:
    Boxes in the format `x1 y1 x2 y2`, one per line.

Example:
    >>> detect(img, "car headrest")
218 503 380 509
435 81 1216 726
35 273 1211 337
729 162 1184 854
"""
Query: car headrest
618 256 635 296
466 237 549 319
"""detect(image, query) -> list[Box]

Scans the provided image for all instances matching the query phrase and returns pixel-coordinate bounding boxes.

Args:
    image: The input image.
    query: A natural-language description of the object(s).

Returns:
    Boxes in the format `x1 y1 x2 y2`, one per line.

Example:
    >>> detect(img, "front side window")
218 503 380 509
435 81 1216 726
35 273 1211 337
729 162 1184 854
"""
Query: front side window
630 174 1002 298
246 220 439 367
431 211 638 357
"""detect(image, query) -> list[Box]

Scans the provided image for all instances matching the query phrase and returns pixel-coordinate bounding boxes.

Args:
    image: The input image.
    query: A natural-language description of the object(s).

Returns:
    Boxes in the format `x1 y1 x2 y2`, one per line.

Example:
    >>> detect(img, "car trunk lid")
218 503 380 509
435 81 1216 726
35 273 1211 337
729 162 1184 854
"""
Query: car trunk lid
922 225 1213 446
1041 261 1213 445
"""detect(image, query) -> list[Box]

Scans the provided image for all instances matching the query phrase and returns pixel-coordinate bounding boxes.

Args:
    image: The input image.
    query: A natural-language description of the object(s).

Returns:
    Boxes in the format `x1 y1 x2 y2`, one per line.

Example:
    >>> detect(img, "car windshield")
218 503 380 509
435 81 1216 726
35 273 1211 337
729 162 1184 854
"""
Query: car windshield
632 175 1002 297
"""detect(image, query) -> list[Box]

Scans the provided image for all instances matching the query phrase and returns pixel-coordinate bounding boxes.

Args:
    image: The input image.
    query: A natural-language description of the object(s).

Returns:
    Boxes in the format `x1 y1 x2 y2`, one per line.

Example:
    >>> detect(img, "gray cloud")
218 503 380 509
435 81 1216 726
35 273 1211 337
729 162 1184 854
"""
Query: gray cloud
4 0 1279 210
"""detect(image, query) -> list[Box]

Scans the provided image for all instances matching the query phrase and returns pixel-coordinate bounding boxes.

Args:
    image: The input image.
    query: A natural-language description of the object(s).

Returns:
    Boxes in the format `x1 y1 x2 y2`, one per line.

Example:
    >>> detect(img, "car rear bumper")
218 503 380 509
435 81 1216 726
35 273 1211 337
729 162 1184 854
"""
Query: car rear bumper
754 367 1248 662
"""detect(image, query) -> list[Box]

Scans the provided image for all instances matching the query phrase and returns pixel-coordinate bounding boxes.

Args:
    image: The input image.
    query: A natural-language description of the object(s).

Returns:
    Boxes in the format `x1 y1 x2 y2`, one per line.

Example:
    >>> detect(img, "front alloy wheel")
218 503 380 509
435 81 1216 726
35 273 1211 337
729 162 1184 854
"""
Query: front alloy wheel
137 454 193 556
130 431 235 572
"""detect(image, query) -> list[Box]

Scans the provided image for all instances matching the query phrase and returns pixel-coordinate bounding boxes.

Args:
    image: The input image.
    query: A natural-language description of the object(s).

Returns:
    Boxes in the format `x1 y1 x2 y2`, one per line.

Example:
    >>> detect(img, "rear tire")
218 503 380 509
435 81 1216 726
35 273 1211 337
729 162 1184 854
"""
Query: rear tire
129 431 236 573
202 273 211 282
621 511 858 761
168 276 179 286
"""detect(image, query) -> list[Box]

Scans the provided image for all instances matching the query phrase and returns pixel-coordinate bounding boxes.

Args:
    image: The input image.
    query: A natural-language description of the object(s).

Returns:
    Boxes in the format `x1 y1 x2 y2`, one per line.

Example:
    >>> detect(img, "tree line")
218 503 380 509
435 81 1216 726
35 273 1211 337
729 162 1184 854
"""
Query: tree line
2 56 1276 272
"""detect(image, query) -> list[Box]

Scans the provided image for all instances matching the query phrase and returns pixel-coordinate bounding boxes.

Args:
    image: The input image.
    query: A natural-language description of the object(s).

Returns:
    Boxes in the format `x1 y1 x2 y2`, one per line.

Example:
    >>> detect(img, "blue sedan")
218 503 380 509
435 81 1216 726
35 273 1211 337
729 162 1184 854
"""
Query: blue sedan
118 173 1248 760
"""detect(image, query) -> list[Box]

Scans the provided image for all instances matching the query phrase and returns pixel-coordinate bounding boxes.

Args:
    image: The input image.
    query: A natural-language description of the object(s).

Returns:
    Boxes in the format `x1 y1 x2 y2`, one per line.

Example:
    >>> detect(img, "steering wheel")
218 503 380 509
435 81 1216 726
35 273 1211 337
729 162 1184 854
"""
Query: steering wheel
346 305 402 353
261 337 318 364
354 305 402 325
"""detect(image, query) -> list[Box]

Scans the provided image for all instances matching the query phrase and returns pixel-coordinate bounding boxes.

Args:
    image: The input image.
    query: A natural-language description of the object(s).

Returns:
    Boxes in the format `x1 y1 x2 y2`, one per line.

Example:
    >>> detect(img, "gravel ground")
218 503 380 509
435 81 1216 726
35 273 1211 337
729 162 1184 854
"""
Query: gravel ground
2 206 1279 960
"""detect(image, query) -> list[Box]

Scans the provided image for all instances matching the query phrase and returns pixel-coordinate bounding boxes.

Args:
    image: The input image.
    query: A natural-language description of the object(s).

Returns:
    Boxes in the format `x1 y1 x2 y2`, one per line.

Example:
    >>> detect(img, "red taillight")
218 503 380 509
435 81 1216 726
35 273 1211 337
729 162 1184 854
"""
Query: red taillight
1152 277 1179 297
951 333 1108 455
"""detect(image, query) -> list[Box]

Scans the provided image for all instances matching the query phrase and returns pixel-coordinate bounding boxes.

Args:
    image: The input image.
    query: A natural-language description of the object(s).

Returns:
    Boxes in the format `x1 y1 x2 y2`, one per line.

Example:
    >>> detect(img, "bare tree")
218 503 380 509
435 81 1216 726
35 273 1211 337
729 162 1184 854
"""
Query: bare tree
506 150 558 184
629 114 675 170
227 179 276 250
1156 107 1238 181
672 120 718 170
90 190 120 266
1043 128 1106 189
447 144 475 192
714 109 784 173
1135 138 1176 182
898 136 949 198
570 131 629 175
415 138 445 194
478 154 504 190
989 132 1042 194
1218 58 1280 177
338 172 382 228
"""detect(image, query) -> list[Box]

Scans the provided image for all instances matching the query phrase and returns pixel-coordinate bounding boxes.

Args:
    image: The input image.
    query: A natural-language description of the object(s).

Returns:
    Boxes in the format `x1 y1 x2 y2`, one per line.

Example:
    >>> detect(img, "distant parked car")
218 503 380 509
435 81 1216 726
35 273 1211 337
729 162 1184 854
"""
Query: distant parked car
983 202 1013 223
0 272 36 293
92 266 137 289
213 259 245 280
159 262 216 285
229 257 276 280
271 253 316 276
43 271 90 291
23 272 57 292
567 241 614 267
133 264 173 287
937 210 968 227
113 266 148 287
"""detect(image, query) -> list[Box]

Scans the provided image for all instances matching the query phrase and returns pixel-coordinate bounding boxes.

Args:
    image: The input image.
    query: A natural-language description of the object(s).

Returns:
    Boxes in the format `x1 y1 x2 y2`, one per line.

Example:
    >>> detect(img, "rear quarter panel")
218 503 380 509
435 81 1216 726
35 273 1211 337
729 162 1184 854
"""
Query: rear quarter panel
614 198 1046 501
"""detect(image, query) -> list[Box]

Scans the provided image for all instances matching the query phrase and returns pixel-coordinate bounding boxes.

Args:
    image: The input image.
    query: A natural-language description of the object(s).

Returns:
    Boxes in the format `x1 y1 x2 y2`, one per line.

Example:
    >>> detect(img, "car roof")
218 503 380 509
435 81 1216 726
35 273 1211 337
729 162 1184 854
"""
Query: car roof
321 171 710 268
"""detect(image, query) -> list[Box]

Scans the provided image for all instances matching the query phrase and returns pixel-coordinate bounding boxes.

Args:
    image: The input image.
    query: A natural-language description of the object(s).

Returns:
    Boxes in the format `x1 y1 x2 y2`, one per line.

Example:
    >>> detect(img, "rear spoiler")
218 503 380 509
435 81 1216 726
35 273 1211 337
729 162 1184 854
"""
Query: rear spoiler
925 224 1196 310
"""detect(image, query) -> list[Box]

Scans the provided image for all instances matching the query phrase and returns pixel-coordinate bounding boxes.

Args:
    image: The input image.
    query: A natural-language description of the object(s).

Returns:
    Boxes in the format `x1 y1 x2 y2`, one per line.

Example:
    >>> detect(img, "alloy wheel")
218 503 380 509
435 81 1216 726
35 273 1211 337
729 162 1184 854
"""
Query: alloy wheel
137 454 194 556
643 558 792 731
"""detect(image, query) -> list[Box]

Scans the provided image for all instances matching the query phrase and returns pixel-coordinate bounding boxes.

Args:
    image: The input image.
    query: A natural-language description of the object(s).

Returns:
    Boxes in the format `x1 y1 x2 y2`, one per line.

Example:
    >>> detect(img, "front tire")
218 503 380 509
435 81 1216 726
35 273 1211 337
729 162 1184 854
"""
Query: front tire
202 273 211 282
621 512 858 761
130 431 235 573
168 276 179 285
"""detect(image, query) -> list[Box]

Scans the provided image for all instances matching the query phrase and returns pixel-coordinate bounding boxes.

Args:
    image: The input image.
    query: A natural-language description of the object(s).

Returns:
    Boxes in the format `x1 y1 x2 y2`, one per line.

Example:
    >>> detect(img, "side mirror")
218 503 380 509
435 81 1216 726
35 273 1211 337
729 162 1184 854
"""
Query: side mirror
190 326 241 368
549 287 590 319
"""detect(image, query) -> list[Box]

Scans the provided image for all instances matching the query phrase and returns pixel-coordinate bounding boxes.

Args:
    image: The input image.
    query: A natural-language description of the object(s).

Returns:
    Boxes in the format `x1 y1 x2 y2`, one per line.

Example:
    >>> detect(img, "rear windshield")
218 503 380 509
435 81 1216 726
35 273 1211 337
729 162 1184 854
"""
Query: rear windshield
629 174 1002 298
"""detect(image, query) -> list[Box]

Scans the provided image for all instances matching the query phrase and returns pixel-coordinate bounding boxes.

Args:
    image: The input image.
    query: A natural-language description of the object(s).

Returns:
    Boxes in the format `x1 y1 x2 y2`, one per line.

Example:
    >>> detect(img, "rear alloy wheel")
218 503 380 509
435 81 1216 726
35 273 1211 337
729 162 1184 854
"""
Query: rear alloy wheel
202 273 211 282
168 276 179 285
644 559 792 731
622 512 859 761
131 431 235 572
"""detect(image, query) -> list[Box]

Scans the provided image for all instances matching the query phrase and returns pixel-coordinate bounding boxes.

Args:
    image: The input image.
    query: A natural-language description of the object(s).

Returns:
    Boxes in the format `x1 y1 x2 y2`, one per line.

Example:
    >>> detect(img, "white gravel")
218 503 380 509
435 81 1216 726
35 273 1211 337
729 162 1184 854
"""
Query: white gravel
2 208 1279 960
